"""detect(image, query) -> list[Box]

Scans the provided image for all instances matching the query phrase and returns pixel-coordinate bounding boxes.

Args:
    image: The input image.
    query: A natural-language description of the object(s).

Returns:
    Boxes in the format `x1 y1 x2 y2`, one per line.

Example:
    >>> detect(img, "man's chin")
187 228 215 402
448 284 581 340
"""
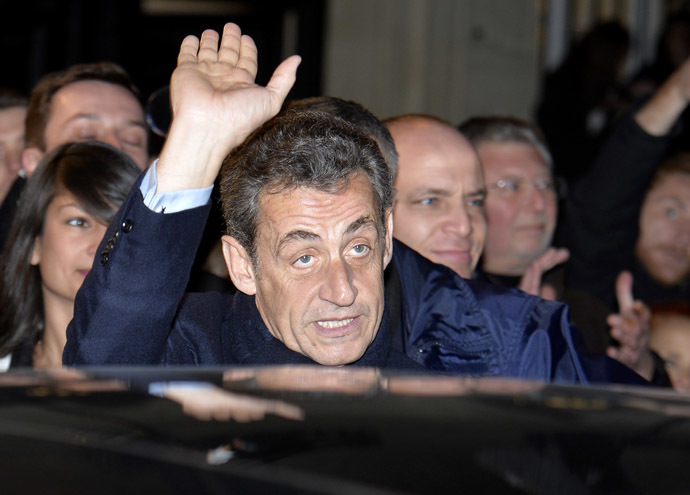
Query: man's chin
301 340 371 366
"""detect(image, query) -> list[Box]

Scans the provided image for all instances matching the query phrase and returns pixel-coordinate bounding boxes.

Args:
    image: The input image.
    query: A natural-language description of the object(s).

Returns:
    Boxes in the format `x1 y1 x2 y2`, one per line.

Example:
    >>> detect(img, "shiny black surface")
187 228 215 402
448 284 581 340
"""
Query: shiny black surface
1 366 689 494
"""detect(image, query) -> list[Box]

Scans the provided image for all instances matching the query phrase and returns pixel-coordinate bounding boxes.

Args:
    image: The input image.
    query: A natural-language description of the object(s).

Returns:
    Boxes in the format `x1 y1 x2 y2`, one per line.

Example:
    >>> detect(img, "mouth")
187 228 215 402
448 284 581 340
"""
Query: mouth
657 247 688 267
78 269 90 277
317 317 354 328
314 316 359 338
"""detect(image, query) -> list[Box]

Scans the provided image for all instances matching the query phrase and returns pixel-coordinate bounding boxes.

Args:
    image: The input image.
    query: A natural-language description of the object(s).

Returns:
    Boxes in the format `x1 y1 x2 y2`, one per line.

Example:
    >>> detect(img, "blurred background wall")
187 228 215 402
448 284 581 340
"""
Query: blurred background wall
1 0 686 125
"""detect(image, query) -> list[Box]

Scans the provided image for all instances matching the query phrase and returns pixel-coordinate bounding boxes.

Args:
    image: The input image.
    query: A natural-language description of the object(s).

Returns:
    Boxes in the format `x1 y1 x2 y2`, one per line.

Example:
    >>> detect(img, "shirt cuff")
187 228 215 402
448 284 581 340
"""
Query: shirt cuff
140 159 213 213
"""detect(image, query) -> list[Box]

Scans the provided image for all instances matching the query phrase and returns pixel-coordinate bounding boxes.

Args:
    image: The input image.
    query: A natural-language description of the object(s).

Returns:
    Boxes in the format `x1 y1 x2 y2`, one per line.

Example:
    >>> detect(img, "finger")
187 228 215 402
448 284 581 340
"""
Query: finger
273 401 306 421
633 300 651 321
197 28 221 63
540 283 558 301
551 247 570 266
178 35 200 66
606 346 619 360
236 35 259 78
518 264 540 296
218 23 242 66
608 315 640 348
265 55 302 109
615 270 634 314
531 247 569 273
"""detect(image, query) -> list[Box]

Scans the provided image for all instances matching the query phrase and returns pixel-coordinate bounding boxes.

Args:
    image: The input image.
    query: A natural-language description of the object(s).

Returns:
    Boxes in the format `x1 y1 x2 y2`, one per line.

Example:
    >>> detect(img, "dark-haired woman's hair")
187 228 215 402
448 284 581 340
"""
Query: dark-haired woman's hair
0 141 141 357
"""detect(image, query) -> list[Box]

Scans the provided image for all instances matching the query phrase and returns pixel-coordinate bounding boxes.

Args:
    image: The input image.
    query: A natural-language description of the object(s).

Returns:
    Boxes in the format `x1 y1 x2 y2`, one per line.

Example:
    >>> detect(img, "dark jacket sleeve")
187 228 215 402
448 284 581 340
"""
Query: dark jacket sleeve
563 110 675 309
63 183 211 366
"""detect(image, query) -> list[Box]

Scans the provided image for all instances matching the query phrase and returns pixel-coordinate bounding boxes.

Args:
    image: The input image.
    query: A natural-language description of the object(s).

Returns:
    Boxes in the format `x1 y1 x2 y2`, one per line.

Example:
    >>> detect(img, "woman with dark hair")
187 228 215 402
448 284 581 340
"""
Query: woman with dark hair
0 141 141 368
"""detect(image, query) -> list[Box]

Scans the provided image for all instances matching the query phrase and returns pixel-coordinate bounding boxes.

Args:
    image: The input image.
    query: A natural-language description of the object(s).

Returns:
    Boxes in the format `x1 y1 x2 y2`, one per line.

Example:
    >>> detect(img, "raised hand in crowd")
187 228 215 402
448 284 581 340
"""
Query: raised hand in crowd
518 247 570 301
157 22 301 193
605 271 654 380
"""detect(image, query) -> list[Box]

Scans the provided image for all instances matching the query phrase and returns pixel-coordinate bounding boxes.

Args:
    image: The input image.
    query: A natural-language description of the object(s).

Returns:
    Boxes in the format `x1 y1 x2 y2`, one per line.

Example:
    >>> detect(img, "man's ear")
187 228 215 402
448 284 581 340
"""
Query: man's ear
383 208 394 268
22 148 43 178
221 235 257 295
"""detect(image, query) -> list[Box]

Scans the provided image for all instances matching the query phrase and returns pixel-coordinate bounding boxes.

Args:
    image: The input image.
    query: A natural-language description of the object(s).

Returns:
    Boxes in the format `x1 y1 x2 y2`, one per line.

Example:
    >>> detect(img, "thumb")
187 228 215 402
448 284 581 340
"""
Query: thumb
615 270 634 314
266 55 302 110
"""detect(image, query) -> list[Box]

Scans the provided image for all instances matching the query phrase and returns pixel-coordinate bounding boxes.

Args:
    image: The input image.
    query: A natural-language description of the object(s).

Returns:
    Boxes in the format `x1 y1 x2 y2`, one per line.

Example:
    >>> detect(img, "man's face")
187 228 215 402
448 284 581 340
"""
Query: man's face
477 141 557 275
0 106 27 185
390 119 486 278
42 80 149 169
636 172 690 286
225 173 393 366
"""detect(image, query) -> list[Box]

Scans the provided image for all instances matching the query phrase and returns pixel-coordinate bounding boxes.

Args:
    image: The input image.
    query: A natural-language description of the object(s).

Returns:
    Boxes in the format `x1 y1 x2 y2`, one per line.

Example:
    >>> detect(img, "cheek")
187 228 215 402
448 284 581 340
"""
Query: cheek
640 215 671 243
470 212 487 245
393 206 434 245
485 200 516 230
484 202 512 242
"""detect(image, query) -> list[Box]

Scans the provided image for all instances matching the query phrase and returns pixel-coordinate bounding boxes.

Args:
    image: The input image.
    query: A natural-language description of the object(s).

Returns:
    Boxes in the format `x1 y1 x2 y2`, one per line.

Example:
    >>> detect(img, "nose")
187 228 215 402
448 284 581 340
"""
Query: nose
99 129 124 151
318 258 357 307
442 204 472 238
524 184 548 212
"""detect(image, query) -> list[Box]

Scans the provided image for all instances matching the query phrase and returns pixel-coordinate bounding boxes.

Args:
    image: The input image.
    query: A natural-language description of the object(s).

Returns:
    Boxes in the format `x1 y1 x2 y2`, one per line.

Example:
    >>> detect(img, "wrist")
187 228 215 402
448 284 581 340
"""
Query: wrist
155 120 229 192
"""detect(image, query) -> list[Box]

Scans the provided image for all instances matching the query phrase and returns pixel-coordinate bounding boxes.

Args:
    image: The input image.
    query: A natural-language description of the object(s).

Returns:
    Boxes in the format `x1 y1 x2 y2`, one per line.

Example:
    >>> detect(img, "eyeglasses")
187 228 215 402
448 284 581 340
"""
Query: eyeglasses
487 176 567 198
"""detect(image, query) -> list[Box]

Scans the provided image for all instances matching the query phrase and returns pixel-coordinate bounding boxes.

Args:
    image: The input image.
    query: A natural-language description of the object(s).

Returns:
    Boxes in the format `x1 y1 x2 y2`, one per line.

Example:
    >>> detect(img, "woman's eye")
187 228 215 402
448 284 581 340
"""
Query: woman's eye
67 218 88 228
419 197 437 206
666 208 679 219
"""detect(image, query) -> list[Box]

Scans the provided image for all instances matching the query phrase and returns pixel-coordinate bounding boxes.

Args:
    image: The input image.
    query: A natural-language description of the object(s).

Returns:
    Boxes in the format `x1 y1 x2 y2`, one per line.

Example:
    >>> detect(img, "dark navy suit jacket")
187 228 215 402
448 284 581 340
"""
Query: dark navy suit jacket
64 182 647 386
63 185 422 370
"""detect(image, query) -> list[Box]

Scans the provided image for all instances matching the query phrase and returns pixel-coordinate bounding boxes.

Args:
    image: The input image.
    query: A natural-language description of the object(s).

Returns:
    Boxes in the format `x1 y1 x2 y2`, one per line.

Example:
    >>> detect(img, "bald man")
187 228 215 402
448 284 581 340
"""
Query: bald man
384 114 486 279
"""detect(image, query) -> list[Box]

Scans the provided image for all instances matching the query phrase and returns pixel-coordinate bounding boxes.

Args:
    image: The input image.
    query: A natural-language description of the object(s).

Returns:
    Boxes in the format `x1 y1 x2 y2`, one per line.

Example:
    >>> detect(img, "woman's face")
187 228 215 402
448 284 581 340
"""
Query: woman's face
31 191 108 305
636 172 690 286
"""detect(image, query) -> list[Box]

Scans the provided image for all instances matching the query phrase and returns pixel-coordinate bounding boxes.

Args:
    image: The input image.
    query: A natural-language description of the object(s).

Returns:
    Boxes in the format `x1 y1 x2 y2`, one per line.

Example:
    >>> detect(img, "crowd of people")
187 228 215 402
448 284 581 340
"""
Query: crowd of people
0 18 689 392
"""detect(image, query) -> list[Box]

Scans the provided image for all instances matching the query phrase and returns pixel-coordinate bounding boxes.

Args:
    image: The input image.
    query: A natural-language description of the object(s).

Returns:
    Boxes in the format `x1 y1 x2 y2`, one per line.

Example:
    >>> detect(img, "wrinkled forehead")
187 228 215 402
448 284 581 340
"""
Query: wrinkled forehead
256 174 381 240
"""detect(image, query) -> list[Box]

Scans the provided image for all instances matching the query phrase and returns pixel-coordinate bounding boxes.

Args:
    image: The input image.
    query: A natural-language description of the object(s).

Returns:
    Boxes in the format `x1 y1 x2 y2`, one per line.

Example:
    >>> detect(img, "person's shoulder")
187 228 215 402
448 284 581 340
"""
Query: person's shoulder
466 275 569 321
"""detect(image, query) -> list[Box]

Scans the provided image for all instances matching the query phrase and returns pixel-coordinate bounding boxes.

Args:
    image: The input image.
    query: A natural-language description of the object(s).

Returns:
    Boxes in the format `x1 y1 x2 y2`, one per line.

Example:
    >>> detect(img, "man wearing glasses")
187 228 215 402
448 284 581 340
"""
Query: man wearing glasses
459 116 657 382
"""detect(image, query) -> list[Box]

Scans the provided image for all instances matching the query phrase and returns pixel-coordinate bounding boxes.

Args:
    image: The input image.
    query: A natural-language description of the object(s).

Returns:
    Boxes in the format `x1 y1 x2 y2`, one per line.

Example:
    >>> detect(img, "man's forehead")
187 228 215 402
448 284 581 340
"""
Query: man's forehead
478 141 549 178
51 81 143 119
257 175 379 238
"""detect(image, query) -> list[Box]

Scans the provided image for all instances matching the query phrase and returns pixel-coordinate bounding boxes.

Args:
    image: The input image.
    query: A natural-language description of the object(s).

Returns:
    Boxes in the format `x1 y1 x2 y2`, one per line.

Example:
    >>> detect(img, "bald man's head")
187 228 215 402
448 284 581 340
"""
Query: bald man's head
385 114 486 278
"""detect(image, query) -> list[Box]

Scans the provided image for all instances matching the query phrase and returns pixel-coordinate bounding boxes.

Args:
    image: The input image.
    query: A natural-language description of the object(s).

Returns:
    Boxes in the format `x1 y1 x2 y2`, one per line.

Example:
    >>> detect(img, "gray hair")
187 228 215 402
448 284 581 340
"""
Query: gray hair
284 96 398 177
458 116 553 169
219 110 393 262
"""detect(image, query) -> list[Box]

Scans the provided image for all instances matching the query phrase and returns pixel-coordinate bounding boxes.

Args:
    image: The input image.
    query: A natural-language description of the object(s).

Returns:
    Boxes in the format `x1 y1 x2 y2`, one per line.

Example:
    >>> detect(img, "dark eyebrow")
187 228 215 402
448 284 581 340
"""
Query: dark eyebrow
467 188 487 198
346 215 377 235
413 187 452 197
276 216 378 254
277 230 320 255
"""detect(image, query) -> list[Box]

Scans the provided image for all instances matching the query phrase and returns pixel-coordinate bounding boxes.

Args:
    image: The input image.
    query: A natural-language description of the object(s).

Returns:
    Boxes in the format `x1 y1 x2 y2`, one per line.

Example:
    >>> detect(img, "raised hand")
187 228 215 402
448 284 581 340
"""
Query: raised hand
518 247 569 300
157 23 301 192
635 55 690 136
606 270 654 380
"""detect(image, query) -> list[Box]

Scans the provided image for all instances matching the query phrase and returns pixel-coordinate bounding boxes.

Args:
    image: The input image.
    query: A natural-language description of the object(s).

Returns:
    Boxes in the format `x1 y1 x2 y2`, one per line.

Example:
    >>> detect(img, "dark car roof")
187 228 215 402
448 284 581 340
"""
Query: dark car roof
1 365 689 494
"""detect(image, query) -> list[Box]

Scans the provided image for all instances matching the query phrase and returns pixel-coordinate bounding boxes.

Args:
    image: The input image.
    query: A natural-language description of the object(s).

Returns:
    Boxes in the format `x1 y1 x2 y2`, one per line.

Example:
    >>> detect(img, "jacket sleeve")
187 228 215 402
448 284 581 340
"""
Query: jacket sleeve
563 111 675 308
63 182 211 365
